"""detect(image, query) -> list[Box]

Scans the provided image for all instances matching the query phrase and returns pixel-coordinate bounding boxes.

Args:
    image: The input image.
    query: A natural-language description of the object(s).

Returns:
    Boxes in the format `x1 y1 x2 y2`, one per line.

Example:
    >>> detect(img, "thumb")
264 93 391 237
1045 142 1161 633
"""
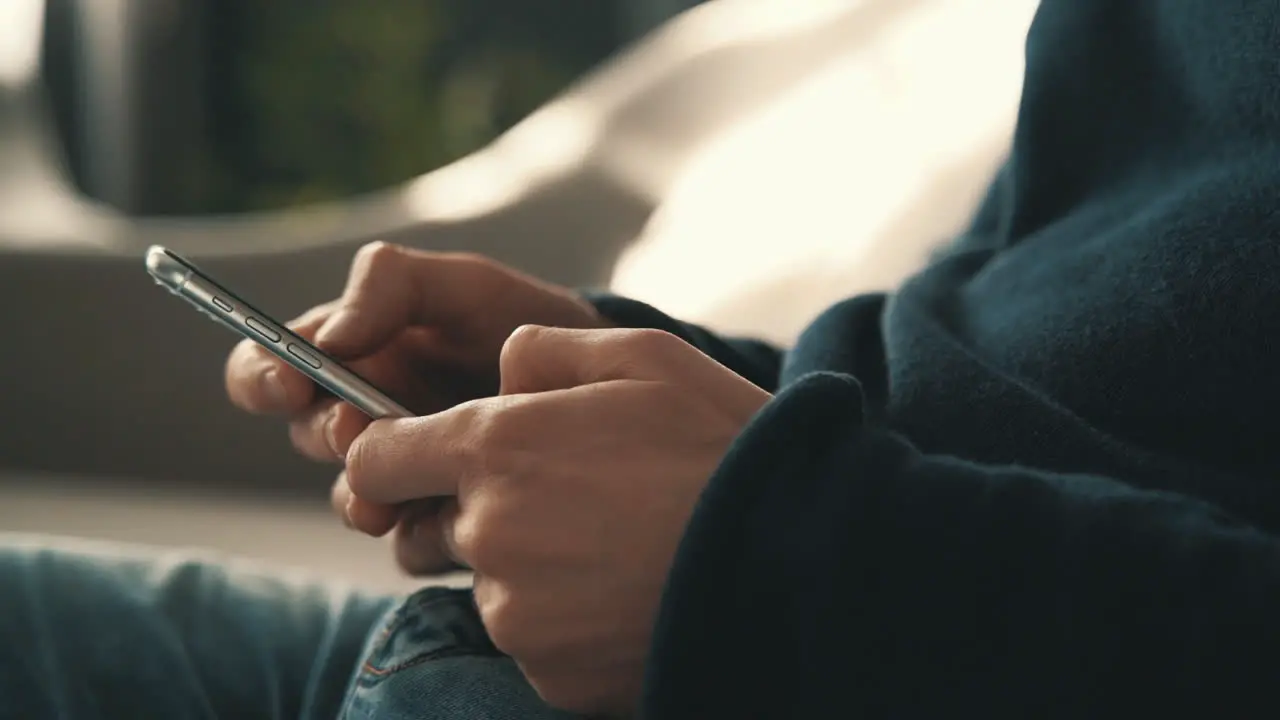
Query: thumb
499 325 691 394
314 242 497 359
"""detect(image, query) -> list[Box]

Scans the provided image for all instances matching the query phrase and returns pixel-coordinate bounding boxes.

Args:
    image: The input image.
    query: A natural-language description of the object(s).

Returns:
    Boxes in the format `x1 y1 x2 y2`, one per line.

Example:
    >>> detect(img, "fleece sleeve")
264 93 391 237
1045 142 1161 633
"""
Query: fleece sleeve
641 372 1280 718
583 292 784 393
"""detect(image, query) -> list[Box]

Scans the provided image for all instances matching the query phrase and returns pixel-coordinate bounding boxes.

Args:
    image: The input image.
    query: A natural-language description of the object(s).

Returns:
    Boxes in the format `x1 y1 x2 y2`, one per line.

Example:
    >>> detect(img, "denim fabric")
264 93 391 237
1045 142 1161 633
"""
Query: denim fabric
339 587 578 720
0 535 579 720
0 533 394 719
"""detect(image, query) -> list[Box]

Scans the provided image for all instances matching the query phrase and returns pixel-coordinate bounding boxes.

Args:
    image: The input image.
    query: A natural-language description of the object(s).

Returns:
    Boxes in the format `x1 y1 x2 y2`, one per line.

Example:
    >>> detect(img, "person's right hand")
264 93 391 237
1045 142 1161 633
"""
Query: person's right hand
224 241 606 573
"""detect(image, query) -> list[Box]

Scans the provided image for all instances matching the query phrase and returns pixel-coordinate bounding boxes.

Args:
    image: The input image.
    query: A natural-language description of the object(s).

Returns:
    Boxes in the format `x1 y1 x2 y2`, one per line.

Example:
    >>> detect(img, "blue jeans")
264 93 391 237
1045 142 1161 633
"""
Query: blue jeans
0 534 580 719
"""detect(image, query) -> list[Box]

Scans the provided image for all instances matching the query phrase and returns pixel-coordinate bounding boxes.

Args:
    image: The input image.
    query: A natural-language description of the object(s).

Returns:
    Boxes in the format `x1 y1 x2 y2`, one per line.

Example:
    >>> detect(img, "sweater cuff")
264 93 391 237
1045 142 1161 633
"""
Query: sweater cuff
640 371 907 717
581 292 694 335
580 291 784 392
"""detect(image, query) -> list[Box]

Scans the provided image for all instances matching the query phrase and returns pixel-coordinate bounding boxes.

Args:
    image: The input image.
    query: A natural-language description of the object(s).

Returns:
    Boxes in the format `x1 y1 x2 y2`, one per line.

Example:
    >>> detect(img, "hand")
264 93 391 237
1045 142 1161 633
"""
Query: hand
343 325 772 714
224 242 605 574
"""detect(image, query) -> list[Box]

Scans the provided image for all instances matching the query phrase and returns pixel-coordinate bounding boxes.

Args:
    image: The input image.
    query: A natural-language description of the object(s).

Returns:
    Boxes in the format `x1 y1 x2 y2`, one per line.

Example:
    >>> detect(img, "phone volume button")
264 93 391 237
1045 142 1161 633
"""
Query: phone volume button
211 296 233 313
245 317 282 342
286 343 323 369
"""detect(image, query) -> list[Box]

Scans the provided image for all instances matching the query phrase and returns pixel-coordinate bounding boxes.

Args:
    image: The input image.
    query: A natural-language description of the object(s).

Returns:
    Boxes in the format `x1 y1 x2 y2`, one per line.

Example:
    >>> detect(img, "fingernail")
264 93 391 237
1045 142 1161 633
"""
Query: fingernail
314 309 351 347
325 407 343 458
261 368 288 406
343 494 357 528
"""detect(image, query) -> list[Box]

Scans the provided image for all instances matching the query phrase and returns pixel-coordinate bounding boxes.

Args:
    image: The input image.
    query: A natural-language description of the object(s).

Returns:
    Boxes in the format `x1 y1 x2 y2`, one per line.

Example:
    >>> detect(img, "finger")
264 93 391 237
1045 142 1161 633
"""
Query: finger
330 471 399 536
225 302 336 415
346 385 616 507
393 499 461 576
289 400 370 462
499 325 692 394
344 402 498 504
313 242 504 359
289 398 340 462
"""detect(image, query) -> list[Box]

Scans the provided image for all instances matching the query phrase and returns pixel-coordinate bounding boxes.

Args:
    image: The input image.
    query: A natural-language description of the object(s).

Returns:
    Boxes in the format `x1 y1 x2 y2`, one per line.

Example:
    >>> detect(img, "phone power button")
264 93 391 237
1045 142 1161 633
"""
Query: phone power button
287 343 323 369
245 317 281 342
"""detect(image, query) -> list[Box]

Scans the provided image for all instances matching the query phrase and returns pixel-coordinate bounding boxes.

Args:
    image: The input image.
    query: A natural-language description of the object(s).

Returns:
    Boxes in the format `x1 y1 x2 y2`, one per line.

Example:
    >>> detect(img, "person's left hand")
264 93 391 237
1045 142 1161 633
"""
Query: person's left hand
341 325 771 714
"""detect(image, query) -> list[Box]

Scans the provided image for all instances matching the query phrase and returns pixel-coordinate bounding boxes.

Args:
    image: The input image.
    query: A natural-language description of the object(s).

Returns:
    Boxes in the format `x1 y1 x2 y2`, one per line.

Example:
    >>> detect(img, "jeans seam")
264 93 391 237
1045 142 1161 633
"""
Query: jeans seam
365 590 467 659
358 588 499 680
360 644 504 679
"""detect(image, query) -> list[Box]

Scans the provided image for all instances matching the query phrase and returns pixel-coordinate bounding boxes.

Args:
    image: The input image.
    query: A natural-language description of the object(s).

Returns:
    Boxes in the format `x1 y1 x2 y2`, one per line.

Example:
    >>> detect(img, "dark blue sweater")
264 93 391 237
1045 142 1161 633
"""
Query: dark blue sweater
594 0 1280 716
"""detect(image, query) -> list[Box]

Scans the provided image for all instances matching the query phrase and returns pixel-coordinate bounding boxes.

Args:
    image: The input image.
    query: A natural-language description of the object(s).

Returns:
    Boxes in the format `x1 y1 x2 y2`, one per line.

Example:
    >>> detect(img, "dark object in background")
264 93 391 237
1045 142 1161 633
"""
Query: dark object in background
40 0 702 217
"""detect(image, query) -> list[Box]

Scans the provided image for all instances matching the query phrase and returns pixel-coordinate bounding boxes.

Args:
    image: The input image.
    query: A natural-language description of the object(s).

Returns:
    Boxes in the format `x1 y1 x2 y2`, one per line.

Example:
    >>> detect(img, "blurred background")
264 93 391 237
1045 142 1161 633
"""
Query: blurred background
0 0 1037 591
42 0 695 216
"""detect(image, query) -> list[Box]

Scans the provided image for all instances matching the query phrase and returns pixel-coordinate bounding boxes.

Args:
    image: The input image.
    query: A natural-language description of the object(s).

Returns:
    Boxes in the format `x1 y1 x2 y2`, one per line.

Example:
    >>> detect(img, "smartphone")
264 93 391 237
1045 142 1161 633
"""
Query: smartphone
145 245 413 419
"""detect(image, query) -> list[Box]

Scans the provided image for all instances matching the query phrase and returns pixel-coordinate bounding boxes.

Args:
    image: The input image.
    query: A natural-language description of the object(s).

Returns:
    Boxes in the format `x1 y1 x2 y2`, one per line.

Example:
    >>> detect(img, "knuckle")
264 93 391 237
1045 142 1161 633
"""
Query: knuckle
454 398 498 448
345 242 410 304
622 327 685 356
448 403 528 487
464 405 526 472
447 512 494 569
599 328 690 379
352 240 402 270
499 324 546 368
474 581 527 655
